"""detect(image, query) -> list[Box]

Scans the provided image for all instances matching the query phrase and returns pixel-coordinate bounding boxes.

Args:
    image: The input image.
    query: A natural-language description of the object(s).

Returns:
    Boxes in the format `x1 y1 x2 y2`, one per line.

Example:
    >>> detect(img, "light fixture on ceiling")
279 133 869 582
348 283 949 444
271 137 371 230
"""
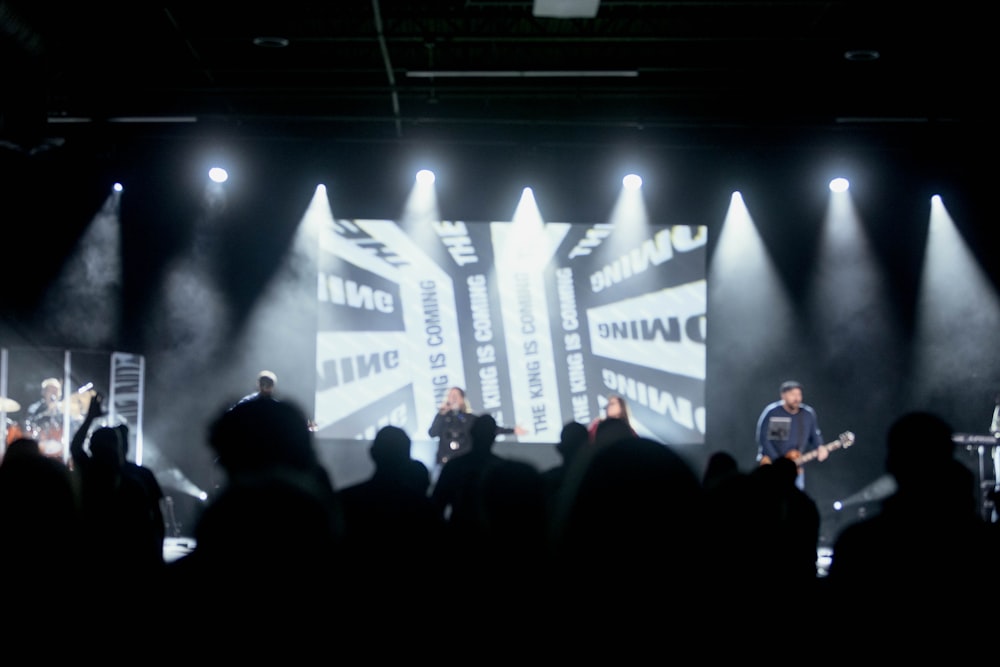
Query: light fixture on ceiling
253 36 290 48
107 116 198 123
844 49 880 62
533 0 601 19
406 70 637 78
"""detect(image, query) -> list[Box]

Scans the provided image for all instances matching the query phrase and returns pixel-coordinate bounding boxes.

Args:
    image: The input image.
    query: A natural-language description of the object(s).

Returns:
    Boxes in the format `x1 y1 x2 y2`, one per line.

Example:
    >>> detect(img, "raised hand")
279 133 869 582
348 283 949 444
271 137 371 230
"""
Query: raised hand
86 392 105 421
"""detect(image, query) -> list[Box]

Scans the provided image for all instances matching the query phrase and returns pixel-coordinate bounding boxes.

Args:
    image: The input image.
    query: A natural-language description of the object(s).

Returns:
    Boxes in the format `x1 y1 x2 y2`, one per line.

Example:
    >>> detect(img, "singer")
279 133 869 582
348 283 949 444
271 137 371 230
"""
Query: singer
428 387 475 466
428 386 523 465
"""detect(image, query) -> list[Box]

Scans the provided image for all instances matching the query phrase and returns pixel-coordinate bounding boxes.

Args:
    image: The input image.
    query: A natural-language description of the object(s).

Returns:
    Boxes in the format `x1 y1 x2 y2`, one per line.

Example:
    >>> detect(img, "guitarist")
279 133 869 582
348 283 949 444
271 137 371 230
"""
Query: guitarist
755 380 828 491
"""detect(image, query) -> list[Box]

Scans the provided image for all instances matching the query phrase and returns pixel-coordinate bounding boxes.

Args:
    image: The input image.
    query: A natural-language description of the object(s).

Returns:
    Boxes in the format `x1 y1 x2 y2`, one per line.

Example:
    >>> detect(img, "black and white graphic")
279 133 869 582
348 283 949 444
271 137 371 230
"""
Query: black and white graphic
315 218 708 446
767 416 792 441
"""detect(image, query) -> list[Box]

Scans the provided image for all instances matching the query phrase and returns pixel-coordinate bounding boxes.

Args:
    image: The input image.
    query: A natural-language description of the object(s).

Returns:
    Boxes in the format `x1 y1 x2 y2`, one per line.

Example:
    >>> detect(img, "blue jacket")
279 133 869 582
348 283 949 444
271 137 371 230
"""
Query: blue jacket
755 400 823 463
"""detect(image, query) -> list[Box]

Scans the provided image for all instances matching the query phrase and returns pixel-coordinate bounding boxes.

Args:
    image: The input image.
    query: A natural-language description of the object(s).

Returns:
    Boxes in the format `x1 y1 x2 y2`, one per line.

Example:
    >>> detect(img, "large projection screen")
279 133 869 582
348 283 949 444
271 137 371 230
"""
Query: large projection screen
313 218 707 451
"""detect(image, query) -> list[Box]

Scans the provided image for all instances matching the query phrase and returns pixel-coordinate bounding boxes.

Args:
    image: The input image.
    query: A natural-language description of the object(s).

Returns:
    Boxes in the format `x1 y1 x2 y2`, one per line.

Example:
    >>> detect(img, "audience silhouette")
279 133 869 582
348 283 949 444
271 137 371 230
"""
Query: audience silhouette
337 425 445 606
116 420 167 551
6 375 999 656
0 437 81 604
746 456 822 590
551 435 706 622
164 395 344 643
430 413 506 539
70 394 166 584
430 414 551 632
701 449 740 491
542 420 590 499
826 411 997 637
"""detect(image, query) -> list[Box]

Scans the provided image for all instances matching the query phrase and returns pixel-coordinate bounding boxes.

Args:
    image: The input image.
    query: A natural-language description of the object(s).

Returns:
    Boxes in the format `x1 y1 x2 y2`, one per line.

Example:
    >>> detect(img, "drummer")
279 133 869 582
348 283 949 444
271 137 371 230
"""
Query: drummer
26 377 64 420
25 378 74 458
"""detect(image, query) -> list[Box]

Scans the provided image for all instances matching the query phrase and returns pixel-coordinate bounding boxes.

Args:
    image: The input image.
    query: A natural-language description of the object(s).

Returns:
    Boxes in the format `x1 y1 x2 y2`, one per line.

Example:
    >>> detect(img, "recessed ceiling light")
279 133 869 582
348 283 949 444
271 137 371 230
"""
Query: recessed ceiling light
533 0 601 18
844 49 880 62
253 36 289 48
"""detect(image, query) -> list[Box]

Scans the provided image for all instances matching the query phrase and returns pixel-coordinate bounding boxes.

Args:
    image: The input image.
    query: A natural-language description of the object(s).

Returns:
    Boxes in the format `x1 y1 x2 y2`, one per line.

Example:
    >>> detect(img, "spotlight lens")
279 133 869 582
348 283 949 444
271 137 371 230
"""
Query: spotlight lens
416 169 435 185
113 182 124 192
209 167 229 183
829 177 849 193
623 174 642 190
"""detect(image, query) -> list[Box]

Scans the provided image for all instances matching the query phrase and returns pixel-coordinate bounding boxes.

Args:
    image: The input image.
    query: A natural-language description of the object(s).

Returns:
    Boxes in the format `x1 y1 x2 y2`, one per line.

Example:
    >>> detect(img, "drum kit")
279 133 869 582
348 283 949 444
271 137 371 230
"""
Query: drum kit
2 390 95 459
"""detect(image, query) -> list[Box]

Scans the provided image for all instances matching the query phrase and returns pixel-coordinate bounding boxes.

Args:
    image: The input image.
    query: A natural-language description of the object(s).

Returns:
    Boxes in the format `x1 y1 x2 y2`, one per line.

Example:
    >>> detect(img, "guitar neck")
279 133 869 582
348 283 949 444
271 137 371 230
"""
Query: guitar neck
759 431 855 468
796 439 843 465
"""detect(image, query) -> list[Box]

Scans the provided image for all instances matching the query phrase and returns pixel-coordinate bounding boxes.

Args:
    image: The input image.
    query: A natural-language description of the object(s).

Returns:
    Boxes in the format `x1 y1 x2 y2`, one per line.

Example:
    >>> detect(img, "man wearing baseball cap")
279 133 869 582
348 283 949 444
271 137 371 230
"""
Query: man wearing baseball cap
755 380 828 490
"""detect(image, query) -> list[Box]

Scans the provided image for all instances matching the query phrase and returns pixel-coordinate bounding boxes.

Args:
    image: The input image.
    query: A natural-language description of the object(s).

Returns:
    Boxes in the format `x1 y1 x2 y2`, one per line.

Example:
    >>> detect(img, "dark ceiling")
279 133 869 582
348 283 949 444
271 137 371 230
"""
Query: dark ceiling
0 1 987 155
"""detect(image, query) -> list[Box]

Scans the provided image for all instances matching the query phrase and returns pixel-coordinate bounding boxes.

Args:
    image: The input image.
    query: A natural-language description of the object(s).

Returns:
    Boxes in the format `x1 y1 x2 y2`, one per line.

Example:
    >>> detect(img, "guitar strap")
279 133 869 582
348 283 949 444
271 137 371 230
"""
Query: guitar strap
797 413 807 452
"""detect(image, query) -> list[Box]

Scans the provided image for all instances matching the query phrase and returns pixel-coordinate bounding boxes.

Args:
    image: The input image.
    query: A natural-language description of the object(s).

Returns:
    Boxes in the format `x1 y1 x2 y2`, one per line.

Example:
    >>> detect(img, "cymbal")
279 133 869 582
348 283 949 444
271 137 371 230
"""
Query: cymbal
0 397 20 413
69 390 94 419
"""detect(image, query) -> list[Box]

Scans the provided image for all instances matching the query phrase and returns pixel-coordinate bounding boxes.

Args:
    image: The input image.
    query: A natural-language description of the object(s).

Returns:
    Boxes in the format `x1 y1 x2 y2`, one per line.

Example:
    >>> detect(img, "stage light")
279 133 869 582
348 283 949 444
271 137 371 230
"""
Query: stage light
829 177 849 193
510 187 544 236
912 194 1000 412
33 185 124 346
208 167 228 183
113 182 123 192
402 169 440 228
603 172 648 256
622 173 642 190
834 474 897 509
155 465 210 502
710 190 796 380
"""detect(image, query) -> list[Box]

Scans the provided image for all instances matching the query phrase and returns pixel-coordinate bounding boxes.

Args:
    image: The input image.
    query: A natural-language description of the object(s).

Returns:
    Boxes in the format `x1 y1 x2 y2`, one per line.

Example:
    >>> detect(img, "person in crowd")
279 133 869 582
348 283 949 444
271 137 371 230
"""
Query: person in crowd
337 425 445 586
431 413 507 539
115 419 167 556
0 436 81 605
70 393 166 582
550 434 707 631
165 395 345 635
702 450 741 491
541 420 590 506
464 456 550 618
826 411 996 626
